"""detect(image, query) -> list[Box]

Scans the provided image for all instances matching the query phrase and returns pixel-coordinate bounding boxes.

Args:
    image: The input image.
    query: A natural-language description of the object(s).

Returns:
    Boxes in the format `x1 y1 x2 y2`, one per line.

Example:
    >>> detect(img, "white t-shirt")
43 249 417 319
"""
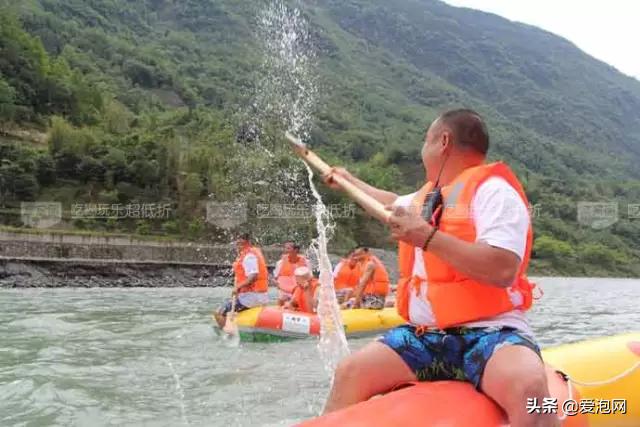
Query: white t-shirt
273 259 283 278
332 260 354 295
332 261 344 278
238 292 270 307
237 253 269 307
394 176 534 339
242 253 259 276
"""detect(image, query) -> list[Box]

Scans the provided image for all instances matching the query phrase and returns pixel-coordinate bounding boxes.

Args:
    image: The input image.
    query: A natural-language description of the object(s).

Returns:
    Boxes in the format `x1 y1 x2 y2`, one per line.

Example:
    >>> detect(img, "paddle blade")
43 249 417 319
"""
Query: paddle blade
222 313 240 347
285 131 308 154
223 315 237 334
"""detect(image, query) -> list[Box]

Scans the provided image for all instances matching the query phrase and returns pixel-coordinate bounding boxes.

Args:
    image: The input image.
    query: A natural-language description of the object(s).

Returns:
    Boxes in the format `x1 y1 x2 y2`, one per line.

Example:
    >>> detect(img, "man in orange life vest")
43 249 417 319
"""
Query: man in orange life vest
273 241 310 306
283 266 319 313
321 109 554 427
332 250 361 303
213 233 269 328
341 246 390 310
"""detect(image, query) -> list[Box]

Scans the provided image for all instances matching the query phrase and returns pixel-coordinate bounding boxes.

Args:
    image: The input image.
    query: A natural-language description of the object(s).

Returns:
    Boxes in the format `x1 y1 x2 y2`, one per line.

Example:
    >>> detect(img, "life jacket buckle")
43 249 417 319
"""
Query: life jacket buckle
415 325 429 337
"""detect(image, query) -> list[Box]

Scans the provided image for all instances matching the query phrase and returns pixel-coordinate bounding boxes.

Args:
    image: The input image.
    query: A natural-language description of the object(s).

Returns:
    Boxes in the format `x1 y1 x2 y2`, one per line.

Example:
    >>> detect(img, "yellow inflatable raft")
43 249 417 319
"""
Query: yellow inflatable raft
299 332 640 426
542 333 640 426
224 306 404 342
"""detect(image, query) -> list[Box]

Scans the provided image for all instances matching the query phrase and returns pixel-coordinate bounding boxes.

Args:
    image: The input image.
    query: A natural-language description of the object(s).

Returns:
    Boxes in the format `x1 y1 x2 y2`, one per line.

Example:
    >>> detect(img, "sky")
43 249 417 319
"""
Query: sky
442 0 640 80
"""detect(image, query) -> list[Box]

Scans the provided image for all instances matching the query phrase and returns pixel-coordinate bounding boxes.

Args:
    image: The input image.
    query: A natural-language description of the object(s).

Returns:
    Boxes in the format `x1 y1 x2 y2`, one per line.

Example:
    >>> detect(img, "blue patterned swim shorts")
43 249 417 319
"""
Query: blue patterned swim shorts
379 324 541 389
217 299 249 317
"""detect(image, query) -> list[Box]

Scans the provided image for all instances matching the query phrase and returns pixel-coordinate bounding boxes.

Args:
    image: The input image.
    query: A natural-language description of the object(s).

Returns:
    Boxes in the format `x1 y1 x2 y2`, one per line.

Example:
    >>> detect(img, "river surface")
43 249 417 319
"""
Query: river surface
1 277 639 427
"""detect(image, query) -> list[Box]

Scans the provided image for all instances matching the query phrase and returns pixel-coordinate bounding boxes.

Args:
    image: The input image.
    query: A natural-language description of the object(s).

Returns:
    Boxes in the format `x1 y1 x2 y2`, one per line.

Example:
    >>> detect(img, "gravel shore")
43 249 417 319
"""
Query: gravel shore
0 248 399 288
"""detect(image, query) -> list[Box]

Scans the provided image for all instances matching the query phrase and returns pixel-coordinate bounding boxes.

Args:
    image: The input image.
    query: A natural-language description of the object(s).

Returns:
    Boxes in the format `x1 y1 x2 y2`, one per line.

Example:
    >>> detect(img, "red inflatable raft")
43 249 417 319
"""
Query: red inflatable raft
295 333 640 426
298 365 587 427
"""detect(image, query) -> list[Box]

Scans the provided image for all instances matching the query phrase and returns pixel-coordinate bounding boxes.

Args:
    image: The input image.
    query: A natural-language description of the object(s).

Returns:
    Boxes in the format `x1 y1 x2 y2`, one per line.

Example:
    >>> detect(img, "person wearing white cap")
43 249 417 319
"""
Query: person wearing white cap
283 266 319 313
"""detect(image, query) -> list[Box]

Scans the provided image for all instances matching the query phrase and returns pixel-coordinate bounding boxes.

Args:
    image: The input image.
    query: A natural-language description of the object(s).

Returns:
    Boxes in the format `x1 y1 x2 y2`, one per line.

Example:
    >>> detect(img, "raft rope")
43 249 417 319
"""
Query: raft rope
556 361 640 421
563 361 640 387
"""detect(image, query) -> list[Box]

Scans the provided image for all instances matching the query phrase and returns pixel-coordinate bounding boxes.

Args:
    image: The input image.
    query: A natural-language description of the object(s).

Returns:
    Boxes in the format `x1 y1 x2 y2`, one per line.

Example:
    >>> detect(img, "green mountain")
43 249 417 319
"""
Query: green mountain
0 0 639 276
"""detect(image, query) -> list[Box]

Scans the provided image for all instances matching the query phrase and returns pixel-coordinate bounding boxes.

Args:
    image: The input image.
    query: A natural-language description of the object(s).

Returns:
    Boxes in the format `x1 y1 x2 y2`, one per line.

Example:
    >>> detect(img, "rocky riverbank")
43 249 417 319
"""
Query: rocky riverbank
0 258 233 288
0 248 400 288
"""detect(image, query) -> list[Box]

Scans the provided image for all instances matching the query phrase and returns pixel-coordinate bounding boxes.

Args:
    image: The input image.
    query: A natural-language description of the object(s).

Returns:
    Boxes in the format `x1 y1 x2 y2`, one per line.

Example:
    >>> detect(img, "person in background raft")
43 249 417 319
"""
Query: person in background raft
331 249 361 303
213 233 269 328
273 241 310 306
321 109 553 427
341 246 390 310
283 266 319 314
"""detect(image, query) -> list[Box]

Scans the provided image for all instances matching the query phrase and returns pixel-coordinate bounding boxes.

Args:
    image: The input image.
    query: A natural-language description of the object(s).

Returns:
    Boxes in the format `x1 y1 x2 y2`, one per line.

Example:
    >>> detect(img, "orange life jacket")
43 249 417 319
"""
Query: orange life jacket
276 255 309 293
361 255 390 296
395 162 535 328
333 259 361 291
233 245 269 293
277 255 308 277
292 278 319 313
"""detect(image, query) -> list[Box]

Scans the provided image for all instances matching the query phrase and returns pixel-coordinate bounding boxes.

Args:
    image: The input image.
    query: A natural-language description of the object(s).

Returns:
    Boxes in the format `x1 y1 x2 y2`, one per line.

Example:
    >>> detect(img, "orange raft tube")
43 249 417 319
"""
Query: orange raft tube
298 333 640 427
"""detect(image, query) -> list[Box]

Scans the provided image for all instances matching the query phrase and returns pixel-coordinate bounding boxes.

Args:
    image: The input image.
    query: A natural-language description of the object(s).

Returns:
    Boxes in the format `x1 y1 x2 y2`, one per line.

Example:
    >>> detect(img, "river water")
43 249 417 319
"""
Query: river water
1 277 639 427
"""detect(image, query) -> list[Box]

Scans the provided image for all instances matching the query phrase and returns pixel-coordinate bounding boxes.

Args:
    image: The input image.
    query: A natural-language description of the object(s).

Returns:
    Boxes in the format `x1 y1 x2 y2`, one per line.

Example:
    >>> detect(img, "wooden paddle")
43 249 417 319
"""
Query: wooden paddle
222 295 240 343
285 131 391 223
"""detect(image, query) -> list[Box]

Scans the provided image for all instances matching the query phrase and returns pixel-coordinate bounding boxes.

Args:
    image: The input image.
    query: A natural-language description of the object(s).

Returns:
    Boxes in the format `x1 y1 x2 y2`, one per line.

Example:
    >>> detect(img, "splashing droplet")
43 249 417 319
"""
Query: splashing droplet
252 0 350 386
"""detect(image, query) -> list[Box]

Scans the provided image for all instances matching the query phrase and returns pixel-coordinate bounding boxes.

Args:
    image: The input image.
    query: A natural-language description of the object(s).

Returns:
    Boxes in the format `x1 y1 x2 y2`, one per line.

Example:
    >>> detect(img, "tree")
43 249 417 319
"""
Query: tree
578 243 629 270
103 147 128 183
182 172 203 200
0 76 15 123
123 59 156 88
35 154 56 186
103 99 133 134
533 235 575 265
77 155 106 183
130 158 160 187
0 160 38 203
0 0 638 277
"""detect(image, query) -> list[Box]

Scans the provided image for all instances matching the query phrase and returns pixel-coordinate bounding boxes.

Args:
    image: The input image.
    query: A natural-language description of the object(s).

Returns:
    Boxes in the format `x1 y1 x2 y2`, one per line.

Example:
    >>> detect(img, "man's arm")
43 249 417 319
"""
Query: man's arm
326 168 398 206
353 261 375 306
283 298 295 310
428 232 519 287
388 210 519 288
388 178 528 288
270 259 283 286
235 273 258 292
303 286 315 312
287 292 299 310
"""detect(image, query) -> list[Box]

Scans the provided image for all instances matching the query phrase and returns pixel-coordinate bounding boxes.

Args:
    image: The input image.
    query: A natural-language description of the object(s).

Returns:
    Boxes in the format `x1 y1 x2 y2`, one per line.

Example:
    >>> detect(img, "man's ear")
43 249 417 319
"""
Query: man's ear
440 129 453 153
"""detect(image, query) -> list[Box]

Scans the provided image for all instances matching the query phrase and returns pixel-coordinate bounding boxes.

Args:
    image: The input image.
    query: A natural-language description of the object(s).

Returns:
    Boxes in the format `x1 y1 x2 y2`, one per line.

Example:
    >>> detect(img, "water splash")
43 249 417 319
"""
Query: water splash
165 359 190 426
253 1 350 379
230 2 318 214
305 163 350 376
254 1 318 141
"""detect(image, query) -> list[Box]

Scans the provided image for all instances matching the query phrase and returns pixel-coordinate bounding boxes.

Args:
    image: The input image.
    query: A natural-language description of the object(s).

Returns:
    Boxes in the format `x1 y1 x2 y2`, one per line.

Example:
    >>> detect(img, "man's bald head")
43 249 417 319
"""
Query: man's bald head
422 109 490 183
431 109 490 155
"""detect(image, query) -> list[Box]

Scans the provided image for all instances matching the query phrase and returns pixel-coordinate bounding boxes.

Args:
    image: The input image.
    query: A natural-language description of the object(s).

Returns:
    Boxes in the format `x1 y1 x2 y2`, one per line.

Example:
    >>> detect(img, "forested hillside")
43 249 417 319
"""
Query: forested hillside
1 0 639 276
